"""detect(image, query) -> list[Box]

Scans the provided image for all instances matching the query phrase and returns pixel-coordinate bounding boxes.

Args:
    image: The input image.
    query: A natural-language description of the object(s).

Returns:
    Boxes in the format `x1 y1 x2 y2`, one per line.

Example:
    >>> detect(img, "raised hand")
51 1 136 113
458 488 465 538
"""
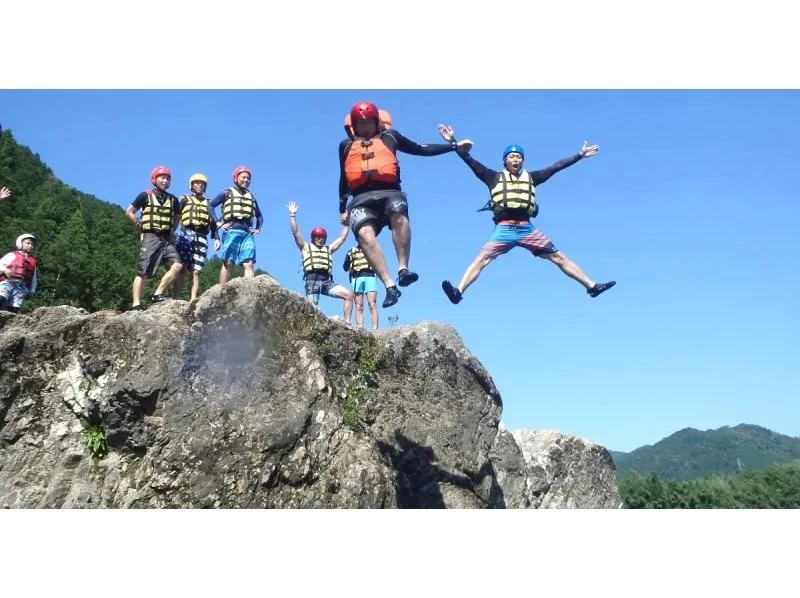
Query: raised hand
437 124 455 142
580 140 600 158
287 200 299 215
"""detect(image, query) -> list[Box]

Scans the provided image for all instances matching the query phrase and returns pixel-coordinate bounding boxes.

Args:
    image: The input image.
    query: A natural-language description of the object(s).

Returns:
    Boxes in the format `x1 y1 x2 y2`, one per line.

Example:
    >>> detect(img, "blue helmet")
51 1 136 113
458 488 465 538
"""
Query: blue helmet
503 144 525 160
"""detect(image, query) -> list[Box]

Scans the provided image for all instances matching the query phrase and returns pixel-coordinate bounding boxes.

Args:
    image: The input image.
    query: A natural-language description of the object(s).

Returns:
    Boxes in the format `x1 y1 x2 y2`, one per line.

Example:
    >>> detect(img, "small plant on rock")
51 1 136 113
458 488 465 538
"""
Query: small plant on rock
83 424 109 459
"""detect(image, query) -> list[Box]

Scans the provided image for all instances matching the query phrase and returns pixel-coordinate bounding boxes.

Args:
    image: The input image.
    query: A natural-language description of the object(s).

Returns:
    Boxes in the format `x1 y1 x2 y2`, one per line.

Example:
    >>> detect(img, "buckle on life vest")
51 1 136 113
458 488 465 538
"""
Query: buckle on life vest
365 169 379 178
361 151 375 160
360 140 373 148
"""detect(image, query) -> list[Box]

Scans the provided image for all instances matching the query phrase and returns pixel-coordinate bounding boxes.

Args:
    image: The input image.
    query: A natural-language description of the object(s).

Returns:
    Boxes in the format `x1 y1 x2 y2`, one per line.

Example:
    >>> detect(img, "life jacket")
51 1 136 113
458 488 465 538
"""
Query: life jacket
0 250 37 287
222 186 255 222
484 170 537 218
301 243 332 275
347 247 372 275
141 189 176 232
180 194 211 230
344 133 399 191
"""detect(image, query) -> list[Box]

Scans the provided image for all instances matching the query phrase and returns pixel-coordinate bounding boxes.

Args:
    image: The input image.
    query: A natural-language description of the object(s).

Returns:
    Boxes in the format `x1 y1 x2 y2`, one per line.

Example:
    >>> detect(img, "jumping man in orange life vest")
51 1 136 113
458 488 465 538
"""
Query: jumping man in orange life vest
338 101 473 308
287 200 354 320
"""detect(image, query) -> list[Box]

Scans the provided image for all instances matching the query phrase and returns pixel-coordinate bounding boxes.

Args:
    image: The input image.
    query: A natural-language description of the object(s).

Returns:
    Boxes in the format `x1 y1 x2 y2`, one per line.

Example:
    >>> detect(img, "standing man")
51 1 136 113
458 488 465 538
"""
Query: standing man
339 101 472 308
438 126 616 304
288 201 353 320
125 166 184 310
174 173 220 301
343 243 379 329
210 165 263 284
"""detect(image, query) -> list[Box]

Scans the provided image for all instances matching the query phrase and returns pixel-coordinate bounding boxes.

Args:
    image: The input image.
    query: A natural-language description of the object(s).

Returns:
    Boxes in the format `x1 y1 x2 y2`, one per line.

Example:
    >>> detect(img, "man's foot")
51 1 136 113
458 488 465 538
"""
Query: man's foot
397 269 419 287
441 280 462 305
587 281 616 298
151 294 169 303
382 286 401 308
130 304 143 312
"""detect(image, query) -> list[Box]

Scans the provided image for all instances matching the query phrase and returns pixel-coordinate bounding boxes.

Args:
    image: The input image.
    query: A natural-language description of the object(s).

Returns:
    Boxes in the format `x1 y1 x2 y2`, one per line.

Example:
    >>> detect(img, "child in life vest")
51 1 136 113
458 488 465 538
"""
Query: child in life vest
0 233 38 313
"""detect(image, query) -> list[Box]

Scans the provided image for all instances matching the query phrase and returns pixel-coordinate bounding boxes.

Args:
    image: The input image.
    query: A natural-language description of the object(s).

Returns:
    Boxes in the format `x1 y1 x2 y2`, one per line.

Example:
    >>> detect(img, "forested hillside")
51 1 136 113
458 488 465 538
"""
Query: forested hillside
612 424 800 481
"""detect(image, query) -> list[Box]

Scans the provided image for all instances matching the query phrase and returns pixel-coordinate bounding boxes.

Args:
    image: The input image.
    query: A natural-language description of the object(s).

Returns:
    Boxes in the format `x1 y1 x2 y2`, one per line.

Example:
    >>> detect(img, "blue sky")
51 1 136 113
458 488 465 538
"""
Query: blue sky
1 90 798 452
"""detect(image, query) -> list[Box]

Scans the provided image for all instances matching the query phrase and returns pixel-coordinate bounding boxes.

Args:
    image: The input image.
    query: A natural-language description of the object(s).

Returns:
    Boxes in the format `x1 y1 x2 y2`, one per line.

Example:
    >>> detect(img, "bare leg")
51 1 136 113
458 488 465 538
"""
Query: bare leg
357 223 395 289
389 212 410 271
220 261 232 284
342 292 353 322
191 270 201 301
354 294 364 327
366 291 379 330
243 261 255 279
132 275 148 306
155 262 183 295
457 251 494 294
540 251 595 289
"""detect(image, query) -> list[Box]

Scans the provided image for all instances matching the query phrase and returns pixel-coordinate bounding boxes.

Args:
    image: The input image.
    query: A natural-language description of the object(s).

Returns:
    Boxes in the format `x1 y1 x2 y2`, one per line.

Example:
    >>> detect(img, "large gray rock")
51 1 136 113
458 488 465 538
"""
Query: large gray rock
0 275 619 508
510 429 622 508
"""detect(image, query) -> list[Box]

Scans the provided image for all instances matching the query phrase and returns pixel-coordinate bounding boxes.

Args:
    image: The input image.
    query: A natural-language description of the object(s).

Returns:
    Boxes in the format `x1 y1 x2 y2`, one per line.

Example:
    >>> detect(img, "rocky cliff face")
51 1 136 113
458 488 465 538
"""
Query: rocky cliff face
0 276 620 508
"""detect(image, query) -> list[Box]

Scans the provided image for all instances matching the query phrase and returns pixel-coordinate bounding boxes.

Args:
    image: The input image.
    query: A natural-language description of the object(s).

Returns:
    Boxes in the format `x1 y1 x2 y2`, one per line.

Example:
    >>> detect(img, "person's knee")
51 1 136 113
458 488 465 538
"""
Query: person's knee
172 262 184 272
475 253 494 269
389 211 409 226
357 222 379 244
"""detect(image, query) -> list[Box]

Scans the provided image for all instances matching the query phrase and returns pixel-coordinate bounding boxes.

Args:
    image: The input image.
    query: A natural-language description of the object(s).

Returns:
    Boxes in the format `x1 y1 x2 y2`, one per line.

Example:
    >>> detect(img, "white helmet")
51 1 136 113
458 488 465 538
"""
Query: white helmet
16 233 36 249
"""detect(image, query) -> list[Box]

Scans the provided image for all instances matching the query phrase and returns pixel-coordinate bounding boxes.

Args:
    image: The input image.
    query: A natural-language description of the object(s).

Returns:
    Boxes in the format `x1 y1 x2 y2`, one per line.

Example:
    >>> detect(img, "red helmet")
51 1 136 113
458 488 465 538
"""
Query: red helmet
311 226 327 239
232 165 251 183
150 166 171 184
349 101 380 123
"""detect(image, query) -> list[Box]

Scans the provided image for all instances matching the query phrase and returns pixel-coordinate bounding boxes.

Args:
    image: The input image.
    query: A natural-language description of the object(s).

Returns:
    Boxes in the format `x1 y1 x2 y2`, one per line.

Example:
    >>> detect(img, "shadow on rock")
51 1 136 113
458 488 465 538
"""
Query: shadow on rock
377 431 506 509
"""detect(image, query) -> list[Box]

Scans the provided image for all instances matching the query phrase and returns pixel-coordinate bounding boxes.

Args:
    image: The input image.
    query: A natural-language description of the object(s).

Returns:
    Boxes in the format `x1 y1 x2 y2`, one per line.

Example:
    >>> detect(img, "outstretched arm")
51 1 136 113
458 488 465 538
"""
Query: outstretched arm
328 225 350 253
391 129 458 157
529 141 599 185
438 124 496 186
287 201 305 250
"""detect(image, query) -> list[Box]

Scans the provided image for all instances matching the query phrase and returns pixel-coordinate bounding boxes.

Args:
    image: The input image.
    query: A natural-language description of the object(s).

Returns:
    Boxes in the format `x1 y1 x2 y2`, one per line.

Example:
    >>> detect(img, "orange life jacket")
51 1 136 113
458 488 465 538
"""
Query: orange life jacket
0 250 37 287
344 134 399 190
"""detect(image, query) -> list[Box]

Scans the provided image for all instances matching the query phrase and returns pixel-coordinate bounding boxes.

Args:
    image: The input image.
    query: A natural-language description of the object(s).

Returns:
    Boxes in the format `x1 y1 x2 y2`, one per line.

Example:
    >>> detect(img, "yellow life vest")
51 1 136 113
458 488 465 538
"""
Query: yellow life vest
141 190 176 233
222 186 255 222
180 194 211 230
347 247 372 274
489 170 536 217
302 243 332 275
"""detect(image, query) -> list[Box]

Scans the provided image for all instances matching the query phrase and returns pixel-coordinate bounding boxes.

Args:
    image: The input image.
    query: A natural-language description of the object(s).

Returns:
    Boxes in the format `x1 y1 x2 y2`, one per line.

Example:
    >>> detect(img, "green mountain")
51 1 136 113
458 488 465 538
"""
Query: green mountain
612 424 800 481
0 126 263 313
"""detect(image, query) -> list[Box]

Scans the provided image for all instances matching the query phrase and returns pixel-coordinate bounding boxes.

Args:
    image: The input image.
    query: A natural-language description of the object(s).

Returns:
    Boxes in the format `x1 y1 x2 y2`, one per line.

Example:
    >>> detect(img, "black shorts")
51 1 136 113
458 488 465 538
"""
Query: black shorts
347 190 409 236
137 232 181 278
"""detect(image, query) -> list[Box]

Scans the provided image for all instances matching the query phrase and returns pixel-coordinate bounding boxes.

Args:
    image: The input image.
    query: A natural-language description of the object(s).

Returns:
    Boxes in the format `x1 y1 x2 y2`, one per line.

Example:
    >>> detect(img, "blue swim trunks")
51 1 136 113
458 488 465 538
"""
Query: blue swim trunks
219 229 256 265
352 274 378 294
479 220 558 259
